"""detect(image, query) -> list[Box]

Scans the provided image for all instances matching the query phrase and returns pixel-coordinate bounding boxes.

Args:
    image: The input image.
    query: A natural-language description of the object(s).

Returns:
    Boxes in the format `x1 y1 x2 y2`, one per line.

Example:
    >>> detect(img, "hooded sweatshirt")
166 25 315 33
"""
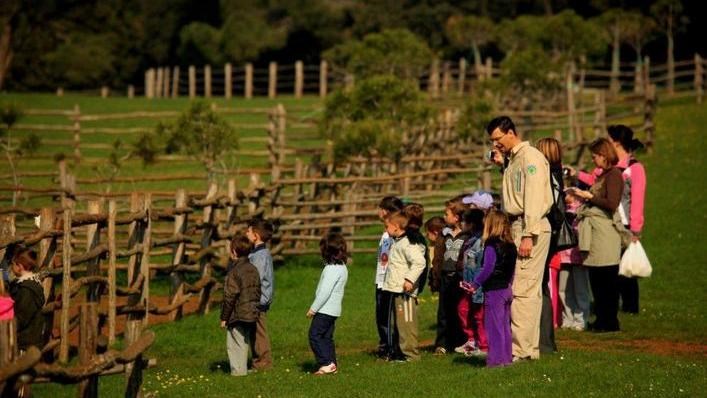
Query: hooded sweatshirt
9 273 45 350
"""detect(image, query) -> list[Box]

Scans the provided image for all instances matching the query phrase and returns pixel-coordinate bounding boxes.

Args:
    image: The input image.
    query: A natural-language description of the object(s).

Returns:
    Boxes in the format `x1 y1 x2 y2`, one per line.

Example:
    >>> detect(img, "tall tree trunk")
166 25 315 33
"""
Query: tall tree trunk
667 16 675 96
543 0 553 15
610 28 621 95
0 22 13 90
472 43 482 81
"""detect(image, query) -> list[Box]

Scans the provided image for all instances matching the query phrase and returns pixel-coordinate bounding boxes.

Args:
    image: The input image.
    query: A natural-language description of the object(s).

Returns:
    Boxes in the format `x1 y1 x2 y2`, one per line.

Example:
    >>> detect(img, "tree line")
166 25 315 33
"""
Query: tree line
0 0 697 91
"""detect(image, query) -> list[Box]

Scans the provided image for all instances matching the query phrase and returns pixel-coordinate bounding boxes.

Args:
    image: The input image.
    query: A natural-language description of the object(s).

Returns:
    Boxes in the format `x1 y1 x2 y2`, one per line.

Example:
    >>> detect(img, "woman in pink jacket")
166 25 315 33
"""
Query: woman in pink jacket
570 125 646 314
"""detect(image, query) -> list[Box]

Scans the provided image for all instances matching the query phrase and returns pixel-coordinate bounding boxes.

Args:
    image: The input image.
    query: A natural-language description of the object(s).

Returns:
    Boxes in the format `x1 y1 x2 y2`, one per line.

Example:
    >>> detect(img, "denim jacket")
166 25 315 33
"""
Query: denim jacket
461 233 484 304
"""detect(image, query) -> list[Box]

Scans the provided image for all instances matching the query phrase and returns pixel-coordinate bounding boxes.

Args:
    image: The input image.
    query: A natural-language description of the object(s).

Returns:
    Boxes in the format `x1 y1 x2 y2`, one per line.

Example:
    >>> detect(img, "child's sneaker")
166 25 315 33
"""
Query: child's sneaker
313 363 337 375
433 346 447 355
454 341 476 355
466 348 488 358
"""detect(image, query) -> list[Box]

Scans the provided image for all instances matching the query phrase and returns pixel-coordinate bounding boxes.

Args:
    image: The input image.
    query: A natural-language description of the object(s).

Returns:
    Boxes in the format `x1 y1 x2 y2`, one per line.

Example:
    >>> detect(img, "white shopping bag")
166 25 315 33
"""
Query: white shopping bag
619 241 652 278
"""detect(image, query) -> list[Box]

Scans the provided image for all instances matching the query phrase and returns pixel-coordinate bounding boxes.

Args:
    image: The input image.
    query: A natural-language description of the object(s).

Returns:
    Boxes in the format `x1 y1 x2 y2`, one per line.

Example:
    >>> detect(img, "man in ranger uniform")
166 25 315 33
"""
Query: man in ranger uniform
486 116 553 361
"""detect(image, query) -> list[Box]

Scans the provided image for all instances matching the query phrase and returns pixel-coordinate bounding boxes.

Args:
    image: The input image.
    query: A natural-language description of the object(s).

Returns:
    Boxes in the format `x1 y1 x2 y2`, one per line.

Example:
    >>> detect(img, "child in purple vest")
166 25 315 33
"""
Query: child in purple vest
463 210 517 367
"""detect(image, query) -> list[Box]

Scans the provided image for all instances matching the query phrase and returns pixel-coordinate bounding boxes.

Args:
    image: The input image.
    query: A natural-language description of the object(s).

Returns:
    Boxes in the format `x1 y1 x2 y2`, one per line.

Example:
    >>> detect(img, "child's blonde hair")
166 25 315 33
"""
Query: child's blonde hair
482 210 514 244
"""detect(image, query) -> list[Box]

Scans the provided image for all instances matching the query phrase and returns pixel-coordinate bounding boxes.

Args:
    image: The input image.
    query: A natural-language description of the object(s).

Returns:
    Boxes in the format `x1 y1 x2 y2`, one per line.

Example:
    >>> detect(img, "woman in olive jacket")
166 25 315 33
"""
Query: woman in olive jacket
570 138 624 332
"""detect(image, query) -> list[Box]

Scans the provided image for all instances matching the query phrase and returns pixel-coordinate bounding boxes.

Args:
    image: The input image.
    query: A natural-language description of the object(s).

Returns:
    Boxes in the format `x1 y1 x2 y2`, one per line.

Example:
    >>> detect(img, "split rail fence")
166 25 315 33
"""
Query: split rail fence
81 54 706 102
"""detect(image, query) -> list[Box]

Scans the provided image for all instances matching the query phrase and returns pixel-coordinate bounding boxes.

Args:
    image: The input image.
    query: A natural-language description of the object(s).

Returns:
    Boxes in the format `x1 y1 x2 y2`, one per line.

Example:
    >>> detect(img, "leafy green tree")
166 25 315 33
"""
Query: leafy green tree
445 15 495 76
320 74 433 162
0 102 40 205
178 22 223 65
500 46 563 94
541 10 607 64
137 102 238 180
496 15 546 55
44 33 117 88
323 29 433 80
456 97 495 142
622 12 656 66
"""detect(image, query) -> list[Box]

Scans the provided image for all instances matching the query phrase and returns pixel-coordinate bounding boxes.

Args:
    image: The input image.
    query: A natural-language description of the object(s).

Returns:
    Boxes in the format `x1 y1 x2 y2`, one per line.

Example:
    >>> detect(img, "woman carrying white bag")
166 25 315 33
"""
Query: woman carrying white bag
569 125 647 314
620 241 652 278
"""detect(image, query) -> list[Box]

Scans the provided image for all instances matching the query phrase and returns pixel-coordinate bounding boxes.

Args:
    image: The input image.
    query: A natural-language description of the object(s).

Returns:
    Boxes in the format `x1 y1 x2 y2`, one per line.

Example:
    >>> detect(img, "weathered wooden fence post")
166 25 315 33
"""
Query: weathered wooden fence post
428 59 440 99
441 61 451 98
108 200 117 344
245 63 253 99
144 68 155 99
204 65 212 98
163 66 171 98
695 53 703 104
634 61 643 94
101 86 110 98
644 84 656 154
566 63 578 144
155 67 163 99
172 66 180 98
127 85 134 99
125 193 147 397
485 57 493 80
458 58 467 95
295 60 304 99
72 104 81 166
268 62 278 99
224 63 232 99
198 183 218 315
593 90 607 138
643 56 651 92
188 65 196 99
169 189 188 321
59 208 73 363
320 60 328 98
78 302 99 397
276 104 286 167
38 207 57 360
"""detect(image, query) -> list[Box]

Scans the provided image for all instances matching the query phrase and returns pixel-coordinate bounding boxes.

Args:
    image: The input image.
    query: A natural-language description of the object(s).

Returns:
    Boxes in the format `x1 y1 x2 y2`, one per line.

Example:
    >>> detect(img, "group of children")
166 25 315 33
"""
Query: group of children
221 219 350 376
374 193 519 367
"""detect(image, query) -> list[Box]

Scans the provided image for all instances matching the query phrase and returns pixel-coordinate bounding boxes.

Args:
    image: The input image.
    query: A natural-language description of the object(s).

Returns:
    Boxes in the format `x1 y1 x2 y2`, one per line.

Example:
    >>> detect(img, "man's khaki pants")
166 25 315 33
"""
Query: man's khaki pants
511 219 551 360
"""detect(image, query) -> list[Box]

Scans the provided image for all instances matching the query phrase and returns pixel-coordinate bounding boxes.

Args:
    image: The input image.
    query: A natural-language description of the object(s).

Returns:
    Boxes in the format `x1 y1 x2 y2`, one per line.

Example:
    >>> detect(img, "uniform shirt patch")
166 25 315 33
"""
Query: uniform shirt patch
527 165 537 175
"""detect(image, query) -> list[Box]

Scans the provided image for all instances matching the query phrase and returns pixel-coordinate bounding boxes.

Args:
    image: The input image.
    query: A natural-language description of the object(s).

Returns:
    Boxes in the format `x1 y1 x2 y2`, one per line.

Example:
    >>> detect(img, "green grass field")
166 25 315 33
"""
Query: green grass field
23 96 707 397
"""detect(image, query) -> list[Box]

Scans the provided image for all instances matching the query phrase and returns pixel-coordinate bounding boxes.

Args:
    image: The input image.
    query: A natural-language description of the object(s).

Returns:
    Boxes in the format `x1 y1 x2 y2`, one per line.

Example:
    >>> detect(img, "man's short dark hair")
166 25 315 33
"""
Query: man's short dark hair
248 218 274 243
378 196 404 213
230 233 254 257
486 116 516 135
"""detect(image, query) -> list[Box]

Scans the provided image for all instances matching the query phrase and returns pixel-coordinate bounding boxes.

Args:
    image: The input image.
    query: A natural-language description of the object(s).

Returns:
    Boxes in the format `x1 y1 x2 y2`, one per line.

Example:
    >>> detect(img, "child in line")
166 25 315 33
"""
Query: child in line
220 234 261 376
455 208 487 356
9 248 45 351
432 195 469 354
558 189 591 331
307 232 349 375
464 210 517 367
382 212 427 361
402 203 429 296
375 196 404 358
423 217 445 279
246 218 275 370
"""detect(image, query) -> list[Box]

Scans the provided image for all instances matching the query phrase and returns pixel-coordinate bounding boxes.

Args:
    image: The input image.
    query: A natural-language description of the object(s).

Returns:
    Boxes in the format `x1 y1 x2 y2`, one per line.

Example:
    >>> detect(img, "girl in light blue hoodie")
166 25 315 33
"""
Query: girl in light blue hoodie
307 232 349 375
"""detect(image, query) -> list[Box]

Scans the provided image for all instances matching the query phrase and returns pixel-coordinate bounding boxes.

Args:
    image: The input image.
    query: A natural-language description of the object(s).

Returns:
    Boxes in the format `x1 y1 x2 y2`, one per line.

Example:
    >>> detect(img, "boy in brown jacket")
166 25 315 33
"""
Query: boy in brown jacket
220 234 262 376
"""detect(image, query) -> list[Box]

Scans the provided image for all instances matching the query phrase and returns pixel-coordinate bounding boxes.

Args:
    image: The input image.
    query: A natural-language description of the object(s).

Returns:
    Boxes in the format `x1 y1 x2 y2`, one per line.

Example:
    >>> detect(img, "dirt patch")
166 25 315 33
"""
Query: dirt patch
557 336 707 358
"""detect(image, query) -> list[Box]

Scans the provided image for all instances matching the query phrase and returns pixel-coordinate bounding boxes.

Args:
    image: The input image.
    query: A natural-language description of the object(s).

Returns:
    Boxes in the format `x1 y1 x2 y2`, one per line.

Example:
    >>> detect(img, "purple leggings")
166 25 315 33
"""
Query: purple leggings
484 287 513 367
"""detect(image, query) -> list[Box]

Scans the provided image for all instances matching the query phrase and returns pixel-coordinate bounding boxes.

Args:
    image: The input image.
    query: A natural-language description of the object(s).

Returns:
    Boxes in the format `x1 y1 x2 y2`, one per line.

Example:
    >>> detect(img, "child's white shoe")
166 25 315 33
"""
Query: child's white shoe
313 363 337 375
454 341 476 355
